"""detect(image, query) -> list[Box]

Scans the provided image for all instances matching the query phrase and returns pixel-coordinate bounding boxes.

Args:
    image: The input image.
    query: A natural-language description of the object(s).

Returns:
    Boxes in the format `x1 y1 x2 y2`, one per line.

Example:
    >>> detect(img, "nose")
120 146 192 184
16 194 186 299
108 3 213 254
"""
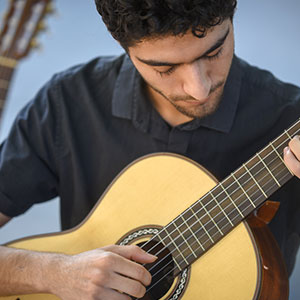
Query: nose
182 61 211 101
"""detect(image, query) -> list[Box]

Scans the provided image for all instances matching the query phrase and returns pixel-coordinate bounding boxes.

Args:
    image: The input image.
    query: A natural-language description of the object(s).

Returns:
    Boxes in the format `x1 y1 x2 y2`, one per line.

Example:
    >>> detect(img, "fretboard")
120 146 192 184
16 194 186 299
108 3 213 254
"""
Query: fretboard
157 118 300 275
0 56 17 119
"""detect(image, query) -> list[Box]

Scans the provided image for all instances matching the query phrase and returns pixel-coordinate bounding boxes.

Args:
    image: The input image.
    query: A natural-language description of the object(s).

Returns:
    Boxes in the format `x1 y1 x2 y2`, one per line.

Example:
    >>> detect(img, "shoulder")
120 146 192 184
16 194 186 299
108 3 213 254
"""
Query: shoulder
48 54 126 91
237 56 300 105
224 57 300 161
235 56 300 131
27 54 128 116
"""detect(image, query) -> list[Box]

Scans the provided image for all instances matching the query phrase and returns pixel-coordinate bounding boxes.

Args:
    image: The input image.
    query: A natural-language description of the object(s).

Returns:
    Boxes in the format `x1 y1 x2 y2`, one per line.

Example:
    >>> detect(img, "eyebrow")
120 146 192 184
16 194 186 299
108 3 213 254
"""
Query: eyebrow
136 27 230 67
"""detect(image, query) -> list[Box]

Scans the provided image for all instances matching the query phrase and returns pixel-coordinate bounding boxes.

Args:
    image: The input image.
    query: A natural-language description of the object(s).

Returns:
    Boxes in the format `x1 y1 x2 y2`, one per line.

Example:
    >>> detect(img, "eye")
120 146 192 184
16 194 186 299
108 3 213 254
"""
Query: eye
203 47 223 61
155 66 176 77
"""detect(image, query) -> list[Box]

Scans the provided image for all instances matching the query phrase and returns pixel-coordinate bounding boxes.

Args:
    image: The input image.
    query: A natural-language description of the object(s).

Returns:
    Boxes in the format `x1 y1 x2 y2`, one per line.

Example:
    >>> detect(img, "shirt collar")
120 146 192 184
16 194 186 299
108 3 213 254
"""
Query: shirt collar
112 54 243 134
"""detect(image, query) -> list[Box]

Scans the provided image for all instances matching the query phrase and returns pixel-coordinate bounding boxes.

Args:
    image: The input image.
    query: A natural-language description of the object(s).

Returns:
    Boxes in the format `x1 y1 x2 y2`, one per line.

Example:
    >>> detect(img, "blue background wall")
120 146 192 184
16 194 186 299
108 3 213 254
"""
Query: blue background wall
0 0 299 298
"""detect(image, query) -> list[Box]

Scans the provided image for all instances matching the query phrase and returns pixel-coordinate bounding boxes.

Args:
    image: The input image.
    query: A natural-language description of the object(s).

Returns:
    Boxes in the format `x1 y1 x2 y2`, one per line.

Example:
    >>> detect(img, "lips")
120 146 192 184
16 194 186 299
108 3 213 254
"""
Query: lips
179 98 209 105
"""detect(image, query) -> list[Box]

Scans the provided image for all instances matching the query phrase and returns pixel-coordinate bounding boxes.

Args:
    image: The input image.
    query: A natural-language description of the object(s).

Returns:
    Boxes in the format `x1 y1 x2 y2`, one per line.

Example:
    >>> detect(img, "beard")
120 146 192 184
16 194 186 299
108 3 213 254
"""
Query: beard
146 80 225 119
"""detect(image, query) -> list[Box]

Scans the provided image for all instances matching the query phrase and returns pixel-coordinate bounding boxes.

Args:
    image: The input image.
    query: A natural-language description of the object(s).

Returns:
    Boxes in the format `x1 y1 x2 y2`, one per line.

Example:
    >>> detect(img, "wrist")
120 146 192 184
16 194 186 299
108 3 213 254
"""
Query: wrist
40 252 71 295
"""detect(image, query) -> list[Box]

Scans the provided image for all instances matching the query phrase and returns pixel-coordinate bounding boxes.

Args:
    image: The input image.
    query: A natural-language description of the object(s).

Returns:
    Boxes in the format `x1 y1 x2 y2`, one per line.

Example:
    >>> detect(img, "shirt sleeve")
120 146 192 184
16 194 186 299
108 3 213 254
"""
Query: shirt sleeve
0 78 60 217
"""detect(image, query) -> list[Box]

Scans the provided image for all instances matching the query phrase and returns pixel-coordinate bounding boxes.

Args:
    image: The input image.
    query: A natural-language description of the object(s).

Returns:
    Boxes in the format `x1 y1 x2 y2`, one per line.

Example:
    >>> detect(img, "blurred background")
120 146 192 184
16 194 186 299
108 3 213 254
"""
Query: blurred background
0 0 299 298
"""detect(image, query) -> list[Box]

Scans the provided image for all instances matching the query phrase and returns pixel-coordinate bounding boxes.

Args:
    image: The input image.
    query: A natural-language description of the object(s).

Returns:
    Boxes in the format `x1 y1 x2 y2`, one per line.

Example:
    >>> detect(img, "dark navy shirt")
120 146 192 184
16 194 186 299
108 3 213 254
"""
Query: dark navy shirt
0 54 300 274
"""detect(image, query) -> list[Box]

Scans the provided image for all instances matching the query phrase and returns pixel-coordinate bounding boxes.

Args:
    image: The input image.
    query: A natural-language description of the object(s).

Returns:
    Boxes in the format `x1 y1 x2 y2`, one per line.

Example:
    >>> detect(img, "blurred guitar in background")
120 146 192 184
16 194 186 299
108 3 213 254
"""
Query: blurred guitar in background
0 0 54 122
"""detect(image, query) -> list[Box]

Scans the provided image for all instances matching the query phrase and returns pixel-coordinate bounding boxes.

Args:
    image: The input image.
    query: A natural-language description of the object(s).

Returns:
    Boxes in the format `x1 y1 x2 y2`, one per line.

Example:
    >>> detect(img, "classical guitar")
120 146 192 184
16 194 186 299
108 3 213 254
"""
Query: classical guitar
2 115 299 299
0 0 54 121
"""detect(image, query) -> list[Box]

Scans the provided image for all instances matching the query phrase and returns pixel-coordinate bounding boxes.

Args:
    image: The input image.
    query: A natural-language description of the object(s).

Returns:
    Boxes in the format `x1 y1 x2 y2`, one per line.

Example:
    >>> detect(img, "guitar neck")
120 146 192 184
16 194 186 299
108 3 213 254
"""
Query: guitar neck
0 56 17 118
157 118 300 274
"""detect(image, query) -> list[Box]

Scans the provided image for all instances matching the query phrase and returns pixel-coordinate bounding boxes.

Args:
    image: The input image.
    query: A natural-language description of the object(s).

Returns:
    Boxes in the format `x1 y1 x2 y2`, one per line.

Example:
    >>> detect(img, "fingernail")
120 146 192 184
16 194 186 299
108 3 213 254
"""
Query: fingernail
141 248 158 258
284 146 290 154
147 253 158 259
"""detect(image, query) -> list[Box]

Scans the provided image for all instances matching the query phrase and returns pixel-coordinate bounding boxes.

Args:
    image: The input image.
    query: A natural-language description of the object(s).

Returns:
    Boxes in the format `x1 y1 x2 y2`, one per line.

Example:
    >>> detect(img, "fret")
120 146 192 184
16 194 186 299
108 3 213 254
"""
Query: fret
164 226 189 265
184 207 212 251
207 185 240 227
258 142 291 188
209 191 234 227
155 118 300 275
190 207 214 244
180 213 205 252
231 173 256 208
243 163 268 198
284 129 292 140
269 142 285 164
0 56 17 68
221 175 256 219
289 121 300 137
198 200 224 237
172 217 197 259
270 142 293 176
247 155 278 199
234 166 264 202
157 229 183 271
256 153 281 187
219 182 244 218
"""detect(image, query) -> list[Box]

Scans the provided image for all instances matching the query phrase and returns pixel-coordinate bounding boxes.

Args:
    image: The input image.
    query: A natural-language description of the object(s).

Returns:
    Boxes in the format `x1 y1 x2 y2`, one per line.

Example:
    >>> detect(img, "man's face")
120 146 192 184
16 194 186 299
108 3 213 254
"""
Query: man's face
128 19 235 123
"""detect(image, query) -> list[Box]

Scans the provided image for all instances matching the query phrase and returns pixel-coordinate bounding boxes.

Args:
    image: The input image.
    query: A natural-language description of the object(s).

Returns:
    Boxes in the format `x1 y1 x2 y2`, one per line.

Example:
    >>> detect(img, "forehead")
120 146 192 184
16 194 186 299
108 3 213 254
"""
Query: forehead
129 20 232 64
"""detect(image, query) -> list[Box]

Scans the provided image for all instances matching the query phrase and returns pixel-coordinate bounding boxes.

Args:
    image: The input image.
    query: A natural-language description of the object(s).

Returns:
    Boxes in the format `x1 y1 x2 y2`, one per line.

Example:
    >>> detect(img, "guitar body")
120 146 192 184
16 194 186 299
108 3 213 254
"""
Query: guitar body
2 153 288 300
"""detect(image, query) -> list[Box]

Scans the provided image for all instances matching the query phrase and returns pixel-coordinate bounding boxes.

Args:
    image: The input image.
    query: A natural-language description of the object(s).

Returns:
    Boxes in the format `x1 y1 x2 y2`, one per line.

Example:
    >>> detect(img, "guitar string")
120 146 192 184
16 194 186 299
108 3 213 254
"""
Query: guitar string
0 63 296 297
141 151 287 286
146 145 286 263
146 168 292 298
137 127 297 264
146 157 289 286
142 132 293 277
139 124 297 257
136 165 291 299
136 133 294 285
1 36 297 295
134 128 298 292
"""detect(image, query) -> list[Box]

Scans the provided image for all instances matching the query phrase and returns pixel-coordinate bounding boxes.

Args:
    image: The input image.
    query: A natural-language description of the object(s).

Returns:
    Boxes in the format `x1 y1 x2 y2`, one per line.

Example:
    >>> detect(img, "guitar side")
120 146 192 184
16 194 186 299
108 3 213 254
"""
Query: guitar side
1 153 287 300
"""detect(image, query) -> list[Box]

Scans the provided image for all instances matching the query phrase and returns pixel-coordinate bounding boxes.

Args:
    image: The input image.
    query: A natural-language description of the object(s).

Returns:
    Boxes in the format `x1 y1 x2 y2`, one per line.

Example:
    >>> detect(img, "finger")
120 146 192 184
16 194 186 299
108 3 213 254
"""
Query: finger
108 272 147 298
98 287 132 300
289 135 300 161
105 245 157 264
111 253 153 287
284 147 300 177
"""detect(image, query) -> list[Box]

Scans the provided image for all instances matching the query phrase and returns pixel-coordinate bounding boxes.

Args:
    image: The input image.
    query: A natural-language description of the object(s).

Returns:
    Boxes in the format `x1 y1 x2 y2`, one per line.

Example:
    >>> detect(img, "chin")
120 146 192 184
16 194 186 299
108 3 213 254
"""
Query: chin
174 97 221 119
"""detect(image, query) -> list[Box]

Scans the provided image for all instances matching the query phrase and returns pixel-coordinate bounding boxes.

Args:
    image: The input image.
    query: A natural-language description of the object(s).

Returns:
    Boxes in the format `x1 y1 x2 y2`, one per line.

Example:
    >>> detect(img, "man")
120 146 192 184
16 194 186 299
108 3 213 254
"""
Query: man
0 0 300 299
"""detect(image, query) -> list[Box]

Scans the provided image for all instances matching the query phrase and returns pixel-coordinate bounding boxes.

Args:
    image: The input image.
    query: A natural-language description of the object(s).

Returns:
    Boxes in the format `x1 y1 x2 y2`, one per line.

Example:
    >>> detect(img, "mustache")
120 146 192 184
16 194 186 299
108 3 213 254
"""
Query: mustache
172 80 224 102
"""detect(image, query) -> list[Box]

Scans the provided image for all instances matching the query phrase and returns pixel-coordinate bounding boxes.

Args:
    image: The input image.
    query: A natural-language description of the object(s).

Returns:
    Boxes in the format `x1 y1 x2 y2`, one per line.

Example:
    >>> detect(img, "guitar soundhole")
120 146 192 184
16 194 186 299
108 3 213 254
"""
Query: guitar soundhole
137 239 175 300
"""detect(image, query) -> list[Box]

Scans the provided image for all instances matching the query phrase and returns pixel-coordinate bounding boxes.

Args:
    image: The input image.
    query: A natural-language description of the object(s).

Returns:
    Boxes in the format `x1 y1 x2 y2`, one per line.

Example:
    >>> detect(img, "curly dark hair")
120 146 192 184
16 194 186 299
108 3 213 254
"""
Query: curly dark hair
95 0 237 49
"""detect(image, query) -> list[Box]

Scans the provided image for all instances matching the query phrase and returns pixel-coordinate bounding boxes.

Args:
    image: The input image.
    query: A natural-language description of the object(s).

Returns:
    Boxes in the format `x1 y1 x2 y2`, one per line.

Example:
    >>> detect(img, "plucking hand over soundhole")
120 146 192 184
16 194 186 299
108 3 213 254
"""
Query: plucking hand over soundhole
134 239 188 300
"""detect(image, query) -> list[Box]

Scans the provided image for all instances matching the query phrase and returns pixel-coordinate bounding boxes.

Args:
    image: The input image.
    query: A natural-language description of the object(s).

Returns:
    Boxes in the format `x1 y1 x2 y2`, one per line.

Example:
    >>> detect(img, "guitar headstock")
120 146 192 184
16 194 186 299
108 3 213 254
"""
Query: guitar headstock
0 0 54 61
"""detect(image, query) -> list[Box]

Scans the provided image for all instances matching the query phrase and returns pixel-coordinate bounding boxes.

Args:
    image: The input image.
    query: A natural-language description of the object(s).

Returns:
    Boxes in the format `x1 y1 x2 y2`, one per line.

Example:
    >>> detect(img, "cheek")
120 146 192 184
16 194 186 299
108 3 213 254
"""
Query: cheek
209 51 234 80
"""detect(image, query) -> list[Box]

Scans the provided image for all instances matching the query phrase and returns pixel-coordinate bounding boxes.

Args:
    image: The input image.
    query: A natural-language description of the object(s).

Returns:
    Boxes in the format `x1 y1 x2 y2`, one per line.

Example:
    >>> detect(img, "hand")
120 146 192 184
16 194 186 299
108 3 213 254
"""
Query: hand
284 135 300 178
50 245 157 300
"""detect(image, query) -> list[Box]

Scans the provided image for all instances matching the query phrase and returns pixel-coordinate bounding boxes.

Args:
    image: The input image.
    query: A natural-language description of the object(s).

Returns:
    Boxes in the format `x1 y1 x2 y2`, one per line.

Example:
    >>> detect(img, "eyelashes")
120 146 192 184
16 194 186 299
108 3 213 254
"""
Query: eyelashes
156 67 176 77
155 47 224 77
204 47 224 61
203 48 223 60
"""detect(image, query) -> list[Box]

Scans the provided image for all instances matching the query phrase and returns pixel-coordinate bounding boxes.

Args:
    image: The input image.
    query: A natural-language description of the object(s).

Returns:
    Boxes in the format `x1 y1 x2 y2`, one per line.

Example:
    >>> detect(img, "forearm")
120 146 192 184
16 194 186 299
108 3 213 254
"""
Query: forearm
0 245 66 296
